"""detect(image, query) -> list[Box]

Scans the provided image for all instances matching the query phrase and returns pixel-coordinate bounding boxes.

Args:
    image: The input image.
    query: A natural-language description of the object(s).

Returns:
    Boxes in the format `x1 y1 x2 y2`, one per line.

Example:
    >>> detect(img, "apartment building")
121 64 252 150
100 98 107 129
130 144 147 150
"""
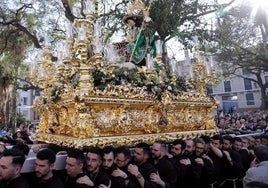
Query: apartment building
17 87 40 123
179 53 267 113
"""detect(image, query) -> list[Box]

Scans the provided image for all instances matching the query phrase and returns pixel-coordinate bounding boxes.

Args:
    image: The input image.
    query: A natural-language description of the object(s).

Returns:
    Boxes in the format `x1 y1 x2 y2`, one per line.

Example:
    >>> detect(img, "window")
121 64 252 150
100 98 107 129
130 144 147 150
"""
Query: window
34 111 39 121
265 76 268 84
35 89 41 96
242 69 251 75
244 78 252 90
23 97 28 105
246 93 255 105
224 80 231 92
207 84 213 95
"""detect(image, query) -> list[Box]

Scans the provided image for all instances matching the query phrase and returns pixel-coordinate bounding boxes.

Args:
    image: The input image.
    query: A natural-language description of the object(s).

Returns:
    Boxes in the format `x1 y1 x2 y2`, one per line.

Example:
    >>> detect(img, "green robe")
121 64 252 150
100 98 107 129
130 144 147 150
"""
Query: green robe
128 27 156 65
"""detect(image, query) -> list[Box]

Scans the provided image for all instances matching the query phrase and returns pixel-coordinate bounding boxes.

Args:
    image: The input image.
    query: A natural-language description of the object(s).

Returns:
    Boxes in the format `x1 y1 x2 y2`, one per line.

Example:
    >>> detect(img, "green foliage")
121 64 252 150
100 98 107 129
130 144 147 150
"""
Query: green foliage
92 62 190 101
16 113 27 126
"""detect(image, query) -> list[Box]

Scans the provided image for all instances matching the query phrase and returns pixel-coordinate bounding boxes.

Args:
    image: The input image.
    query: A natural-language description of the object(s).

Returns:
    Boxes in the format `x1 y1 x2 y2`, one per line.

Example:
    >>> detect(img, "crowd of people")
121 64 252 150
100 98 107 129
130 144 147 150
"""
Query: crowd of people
0 132 267 188
0 123 37 146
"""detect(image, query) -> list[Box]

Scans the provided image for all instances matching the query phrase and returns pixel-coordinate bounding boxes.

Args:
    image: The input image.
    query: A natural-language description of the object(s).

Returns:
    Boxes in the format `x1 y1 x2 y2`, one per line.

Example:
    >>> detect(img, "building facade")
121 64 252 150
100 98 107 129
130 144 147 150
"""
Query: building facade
17 86 40 124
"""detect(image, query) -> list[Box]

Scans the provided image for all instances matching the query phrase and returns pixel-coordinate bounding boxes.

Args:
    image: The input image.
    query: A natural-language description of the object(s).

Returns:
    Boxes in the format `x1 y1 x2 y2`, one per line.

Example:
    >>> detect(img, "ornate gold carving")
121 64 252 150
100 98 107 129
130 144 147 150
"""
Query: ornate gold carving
33 0 219 148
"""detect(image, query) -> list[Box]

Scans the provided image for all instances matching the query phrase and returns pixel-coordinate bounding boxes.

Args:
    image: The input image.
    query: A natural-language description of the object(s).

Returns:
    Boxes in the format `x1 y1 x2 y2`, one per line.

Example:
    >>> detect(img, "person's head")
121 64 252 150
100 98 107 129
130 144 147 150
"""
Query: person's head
18 124 25 131
133 142 150 165
241 137 249 148
86 147 103 174
222 135 234 150
0 143 7 154
199 135 211 153
29 124 36 132
194 138 205 157
254 144 268 162
170 139 186 157
66 148 85 177
246 181 268 188
115 146 131 168
211 135 223 149
35 149 56 180
260 134 268 146
218 118 225 128
184 139 195 156
255 136 262 145
13 143 30 156
102 146 115 170
123 14 143 28
233 137 242 152
151 141 166 160
0 148 25 181
248 136 256 147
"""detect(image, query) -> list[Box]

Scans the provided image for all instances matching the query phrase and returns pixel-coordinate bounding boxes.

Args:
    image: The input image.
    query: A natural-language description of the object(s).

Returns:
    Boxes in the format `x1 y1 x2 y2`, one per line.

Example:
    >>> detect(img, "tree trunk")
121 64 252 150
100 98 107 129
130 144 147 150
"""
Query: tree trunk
260 86 268 110
0 76 11 128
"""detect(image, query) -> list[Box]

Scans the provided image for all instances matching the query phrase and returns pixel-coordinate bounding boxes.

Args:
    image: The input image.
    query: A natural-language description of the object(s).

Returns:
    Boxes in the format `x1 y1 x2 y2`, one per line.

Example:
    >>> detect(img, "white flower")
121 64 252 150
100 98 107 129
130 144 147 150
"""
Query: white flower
144 16 152 22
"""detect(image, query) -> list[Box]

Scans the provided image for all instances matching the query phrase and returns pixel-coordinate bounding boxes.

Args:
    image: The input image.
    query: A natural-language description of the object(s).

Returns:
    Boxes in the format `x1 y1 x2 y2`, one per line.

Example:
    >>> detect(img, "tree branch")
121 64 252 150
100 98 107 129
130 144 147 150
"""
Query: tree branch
12 23 41 48
61 0 76 22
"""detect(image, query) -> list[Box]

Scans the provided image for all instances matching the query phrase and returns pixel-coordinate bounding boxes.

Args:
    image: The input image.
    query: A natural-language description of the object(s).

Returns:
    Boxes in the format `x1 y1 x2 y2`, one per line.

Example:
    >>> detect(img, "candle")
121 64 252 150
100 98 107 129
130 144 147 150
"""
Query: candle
156 40 162 55
94 20 101 37
63 41 70 58
30 62 35 75
193 36 199 46
78 26 86 41
210 56 214 68
66 22 73 38
44 34 49 46
84 0 94 15
205 58 210 74
184 49 191 64
170 59 176 73
94 37 102 54
189 63 193 78
146 53 153 69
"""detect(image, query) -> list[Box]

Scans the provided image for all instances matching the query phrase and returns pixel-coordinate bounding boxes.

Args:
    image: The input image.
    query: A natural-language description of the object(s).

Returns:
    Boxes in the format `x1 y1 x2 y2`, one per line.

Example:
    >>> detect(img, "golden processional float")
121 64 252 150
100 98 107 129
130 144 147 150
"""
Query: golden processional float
31 0 219 148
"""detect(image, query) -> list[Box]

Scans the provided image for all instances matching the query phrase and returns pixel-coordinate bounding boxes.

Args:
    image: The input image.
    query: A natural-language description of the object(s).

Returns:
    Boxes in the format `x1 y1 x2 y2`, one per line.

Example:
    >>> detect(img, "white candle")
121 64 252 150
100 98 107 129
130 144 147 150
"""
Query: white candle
210 56 214 68
189 64 193 78
66 22 73 38
94 37 102 54
63 41 70 58
78 26 86 41
205 58 210 74
193 36 199 46
44 34 49 46
30 62 35 75
170 59 176 73
146 53 152 69
84 0 94 15
156 40 162 55
94 20 101 37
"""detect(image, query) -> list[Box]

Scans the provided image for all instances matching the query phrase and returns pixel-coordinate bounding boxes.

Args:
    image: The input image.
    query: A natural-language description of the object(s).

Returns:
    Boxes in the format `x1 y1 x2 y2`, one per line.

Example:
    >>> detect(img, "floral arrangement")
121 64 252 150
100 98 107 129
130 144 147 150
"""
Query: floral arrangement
92 62 192 101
